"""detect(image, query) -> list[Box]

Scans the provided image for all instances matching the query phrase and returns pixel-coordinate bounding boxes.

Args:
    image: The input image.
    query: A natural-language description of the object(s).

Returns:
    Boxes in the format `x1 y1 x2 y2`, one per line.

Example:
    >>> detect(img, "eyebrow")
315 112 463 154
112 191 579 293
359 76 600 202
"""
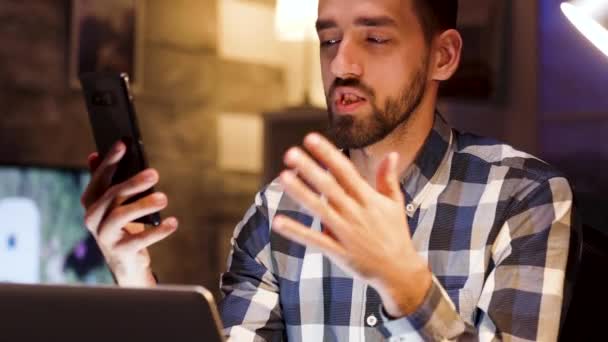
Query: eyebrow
316 19 337 31
354 16 398 28
316 16 398 31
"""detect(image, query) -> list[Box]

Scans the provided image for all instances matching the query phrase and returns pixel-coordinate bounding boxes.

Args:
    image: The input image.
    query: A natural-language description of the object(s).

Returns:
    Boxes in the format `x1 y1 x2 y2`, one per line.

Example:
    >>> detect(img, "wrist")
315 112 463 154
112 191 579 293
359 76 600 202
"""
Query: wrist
113 266 157 287
377 261 432 318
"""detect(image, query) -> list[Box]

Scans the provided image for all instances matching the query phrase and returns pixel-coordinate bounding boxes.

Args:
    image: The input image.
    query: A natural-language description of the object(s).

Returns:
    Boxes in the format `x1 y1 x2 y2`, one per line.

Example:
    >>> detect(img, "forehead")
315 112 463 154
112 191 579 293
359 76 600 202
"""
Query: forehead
317 0 415 26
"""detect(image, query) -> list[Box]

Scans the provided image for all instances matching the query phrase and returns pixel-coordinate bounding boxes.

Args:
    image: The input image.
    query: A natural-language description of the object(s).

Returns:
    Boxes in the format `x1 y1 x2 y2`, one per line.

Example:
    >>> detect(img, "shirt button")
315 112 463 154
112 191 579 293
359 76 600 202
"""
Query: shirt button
366 314 378 327
406 203 415 213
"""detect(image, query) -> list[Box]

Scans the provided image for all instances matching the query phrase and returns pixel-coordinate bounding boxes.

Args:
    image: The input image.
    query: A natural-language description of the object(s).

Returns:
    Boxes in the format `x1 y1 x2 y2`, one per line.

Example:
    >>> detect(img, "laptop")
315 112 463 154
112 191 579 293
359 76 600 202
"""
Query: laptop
0 283 226 342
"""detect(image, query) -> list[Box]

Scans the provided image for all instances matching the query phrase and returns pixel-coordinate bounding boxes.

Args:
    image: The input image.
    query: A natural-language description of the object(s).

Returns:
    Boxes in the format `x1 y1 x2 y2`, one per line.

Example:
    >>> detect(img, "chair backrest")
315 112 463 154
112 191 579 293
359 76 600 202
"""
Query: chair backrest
559 223 608 340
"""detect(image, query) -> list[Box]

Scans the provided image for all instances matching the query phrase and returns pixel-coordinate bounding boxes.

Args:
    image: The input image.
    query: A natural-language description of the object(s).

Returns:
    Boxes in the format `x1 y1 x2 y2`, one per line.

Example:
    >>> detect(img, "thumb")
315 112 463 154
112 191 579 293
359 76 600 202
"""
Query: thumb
87 152 101 173
376 152 403 202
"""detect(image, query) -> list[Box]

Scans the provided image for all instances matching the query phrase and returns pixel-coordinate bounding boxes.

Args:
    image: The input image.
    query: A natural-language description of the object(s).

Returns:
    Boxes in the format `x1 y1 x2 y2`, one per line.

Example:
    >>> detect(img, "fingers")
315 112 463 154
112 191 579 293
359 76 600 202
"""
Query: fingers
81 141 126 208
84 170 161 236
87 152 101 173
283 148 358 214
273 215 346 260
376 152 403 202
95 192 167 245
302 133 373 203
81 153 101 206
116 217 178 254
124 223 146 235
113 169 161 207
279 170 350 238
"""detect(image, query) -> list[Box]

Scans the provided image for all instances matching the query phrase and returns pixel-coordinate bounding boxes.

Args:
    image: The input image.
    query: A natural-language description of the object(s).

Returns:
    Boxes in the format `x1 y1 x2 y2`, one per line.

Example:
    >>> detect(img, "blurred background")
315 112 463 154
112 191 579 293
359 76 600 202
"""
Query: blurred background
0 0 606 297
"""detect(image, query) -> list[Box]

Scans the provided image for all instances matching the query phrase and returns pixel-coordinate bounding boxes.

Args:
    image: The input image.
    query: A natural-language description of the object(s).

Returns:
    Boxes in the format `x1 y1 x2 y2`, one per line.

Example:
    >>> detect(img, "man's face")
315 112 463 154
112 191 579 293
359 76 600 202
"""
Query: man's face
317 0 430 149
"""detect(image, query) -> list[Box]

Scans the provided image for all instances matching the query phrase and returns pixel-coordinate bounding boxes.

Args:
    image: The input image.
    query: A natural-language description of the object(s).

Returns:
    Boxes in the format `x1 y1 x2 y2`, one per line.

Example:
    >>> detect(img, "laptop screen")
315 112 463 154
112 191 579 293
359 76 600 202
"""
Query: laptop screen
0 165 112 284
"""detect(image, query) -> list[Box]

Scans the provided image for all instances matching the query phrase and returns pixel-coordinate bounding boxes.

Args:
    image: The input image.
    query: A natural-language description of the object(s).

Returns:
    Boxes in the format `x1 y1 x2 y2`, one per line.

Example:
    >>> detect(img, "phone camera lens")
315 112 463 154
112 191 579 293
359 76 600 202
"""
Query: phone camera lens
91 91 115 106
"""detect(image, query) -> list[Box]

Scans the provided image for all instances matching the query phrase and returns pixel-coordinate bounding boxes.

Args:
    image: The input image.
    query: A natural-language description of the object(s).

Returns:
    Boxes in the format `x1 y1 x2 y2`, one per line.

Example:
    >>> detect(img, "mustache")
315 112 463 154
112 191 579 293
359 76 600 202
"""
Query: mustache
328 78 375 99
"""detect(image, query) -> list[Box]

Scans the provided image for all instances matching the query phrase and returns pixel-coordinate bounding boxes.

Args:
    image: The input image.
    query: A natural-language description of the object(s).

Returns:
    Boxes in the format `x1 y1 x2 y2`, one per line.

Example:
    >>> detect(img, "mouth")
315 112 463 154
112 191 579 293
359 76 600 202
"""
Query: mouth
333 88 368 114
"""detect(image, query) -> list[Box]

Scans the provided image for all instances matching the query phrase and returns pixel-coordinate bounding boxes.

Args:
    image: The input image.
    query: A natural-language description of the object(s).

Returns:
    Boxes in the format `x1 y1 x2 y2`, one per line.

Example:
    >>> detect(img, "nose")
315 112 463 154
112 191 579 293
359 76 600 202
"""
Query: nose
330 38 363 79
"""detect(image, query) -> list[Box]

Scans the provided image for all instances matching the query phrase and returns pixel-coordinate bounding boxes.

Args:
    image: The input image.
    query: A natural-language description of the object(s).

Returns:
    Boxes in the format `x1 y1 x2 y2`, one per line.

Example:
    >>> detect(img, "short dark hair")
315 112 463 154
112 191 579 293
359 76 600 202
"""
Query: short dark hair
412 0 459 43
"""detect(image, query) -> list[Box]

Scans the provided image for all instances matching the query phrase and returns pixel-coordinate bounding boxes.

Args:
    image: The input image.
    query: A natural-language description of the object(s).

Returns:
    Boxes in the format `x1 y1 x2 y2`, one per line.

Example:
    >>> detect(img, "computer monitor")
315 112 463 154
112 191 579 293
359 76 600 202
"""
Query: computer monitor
0 283 225 342
0 164 112 284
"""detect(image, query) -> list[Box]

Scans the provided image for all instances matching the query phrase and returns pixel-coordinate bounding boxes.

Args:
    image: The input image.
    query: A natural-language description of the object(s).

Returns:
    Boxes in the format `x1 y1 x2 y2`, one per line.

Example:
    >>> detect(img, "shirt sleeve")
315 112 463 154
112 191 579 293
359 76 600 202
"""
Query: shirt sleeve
378 176 574 341
218 190 285 342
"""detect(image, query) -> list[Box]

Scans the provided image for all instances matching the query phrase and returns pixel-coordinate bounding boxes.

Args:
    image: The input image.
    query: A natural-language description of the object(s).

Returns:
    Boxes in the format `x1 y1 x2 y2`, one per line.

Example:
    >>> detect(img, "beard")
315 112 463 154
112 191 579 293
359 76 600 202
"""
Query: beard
325 61 429 150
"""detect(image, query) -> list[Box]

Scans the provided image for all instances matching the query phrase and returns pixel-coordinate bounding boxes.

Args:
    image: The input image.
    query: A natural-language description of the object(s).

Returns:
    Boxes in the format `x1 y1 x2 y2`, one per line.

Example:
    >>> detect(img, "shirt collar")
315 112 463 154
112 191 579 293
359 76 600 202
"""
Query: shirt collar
400 112 454 216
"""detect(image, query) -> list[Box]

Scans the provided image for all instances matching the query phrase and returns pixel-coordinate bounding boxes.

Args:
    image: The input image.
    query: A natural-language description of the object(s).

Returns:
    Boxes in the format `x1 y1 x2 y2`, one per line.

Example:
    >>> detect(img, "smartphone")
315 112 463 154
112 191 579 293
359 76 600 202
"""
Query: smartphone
79 72 161 226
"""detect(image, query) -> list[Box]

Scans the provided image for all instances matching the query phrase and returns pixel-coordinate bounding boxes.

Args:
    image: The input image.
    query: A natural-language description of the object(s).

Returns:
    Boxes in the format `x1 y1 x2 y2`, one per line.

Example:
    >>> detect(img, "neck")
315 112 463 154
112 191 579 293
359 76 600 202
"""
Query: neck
349 94 436 188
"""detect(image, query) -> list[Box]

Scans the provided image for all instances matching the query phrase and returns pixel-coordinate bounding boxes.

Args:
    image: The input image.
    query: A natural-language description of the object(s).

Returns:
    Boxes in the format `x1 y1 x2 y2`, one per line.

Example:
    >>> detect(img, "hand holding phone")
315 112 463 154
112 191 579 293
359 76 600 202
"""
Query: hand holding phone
79 72 160 226
78 72 178 287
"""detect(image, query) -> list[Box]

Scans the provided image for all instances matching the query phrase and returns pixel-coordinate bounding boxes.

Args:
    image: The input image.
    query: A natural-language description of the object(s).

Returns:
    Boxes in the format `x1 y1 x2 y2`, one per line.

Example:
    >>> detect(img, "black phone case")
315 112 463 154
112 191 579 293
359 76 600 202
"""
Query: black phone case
79 72 161 226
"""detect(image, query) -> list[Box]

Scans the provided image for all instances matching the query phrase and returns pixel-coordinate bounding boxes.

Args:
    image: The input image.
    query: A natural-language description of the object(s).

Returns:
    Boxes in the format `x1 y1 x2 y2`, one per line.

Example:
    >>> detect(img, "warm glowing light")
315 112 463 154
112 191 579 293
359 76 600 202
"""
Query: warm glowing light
275 0 319 41
561 2 608 57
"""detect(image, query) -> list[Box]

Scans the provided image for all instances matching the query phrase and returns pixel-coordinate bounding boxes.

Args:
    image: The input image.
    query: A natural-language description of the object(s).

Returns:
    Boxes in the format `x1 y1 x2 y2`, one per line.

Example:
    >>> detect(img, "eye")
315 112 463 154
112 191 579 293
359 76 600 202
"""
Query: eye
321 39 341 47
367 37 389 44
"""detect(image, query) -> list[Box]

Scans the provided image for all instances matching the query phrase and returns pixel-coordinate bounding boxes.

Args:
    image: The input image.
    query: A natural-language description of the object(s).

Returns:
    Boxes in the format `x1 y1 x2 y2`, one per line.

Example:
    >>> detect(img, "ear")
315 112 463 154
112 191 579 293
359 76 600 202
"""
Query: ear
430 29 463 82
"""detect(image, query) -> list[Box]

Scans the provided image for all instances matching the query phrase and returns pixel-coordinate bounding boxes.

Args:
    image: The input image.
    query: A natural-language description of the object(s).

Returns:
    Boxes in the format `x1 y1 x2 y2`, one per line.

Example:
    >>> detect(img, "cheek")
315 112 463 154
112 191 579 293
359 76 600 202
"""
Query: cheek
366 41 428 90
320 58 333 94
365 62 410 101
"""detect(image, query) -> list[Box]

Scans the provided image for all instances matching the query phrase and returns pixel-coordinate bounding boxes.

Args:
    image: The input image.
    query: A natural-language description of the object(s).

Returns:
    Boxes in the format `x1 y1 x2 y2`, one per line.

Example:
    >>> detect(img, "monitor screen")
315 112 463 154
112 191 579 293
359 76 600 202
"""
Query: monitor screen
0 165 112 284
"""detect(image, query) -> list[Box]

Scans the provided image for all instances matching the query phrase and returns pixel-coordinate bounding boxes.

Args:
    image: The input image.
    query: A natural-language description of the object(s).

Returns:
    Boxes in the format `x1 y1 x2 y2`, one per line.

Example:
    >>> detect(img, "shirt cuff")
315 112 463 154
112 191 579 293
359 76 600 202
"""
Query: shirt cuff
377 275 466 341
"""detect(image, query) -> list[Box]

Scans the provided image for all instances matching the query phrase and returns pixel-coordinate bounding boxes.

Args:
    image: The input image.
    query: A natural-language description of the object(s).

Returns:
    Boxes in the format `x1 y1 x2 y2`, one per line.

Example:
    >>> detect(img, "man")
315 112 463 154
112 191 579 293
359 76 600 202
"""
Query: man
81 0 574 340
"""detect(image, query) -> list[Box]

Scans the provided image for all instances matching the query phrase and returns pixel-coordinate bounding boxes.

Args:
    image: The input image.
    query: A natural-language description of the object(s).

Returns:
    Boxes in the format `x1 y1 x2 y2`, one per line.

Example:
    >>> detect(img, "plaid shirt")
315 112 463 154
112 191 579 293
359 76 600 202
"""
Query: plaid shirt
219 114 573 341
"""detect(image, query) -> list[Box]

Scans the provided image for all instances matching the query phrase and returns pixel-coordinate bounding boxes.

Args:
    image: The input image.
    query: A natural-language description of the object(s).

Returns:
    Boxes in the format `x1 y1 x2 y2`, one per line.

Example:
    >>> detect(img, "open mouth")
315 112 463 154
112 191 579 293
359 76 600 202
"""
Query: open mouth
335 92 367 112
340 93 364 105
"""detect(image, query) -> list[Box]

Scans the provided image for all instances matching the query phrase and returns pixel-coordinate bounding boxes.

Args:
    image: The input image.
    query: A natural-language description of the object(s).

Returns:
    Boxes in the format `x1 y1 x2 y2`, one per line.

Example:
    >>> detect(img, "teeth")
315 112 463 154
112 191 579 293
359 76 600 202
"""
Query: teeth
341 94 360 105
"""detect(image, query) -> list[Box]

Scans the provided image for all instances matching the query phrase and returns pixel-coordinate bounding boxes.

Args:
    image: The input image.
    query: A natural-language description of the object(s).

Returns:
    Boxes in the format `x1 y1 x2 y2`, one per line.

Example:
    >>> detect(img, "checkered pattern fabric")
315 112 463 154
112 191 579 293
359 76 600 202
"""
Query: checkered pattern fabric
219 114 573 341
